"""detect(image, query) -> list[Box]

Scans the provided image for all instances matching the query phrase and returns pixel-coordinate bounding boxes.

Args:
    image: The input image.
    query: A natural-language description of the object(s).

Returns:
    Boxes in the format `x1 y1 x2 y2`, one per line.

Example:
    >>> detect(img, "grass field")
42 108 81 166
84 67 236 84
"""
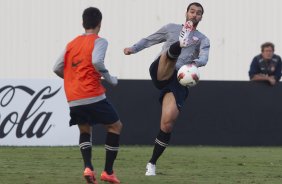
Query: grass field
1 146 282 184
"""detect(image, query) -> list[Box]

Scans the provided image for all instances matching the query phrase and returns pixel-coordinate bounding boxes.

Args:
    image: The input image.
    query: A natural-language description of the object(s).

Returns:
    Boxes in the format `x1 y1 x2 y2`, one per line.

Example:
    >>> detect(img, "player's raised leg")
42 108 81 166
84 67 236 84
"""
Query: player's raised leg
100 121 122 184
78 124 98 184
146 92 179 176
157 21 194 81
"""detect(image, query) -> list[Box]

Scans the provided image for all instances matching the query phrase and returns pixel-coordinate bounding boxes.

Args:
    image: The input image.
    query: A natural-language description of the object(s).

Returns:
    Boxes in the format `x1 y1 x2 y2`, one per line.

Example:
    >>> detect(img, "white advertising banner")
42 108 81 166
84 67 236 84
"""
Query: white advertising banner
0 79 78 146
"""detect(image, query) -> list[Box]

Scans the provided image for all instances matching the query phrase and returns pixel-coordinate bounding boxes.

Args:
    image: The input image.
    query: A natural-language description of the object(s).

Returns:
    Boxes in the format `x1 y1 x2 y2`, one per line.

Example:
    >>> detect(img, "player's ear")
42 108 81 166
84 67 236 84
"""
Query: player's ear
98 22 102 29
96 22 102 33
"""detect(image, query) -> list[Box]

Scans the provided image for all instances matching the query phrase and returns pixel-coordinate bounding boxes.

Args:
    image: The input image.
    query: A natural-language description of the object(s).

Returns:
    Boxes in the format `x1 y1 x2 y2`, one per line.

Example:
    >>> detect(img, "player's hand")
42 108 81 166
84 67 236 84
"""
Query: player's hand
190 62 197 67
110 76 118 86
268 76 276 86
123 48 133 55
257 74 268 80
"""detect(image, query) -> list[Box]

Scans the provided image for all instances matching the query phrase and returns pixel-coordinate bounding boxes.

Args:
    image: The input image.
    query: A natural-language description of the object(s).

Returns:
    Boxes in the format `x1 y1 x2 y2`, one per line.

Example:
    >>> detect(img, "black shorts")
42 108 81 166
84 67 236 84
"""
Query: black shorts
149 56 189 110
69 99 119 126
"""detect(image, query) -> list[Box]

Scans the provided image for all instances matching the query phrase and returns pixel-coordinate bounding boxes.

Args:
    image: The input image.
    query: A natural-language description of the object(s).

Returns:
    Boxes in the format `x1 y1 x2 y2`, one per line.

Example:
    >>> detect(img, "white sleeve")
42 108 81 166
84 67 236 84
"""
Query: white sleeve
130 24 168 53
53 49 66 78
92 38 117 85
193 37 210 67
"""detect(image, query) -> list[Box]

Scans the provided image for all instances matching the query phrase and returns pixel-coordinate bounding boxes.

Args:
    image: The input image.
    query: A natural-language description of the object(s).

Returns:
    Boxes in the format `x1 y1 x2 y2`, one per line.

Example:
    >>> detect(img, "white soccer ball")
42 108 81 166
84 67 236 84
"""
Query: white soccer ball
177 64 200 87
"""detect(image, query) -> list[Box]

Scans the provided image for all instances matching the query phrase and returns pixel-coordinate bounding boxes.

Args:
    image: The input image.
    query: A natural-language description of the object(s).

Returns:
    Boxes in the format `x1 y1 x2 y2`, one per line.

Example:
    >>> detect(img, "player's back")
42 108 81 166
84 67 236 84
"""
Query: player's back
64 34 105 102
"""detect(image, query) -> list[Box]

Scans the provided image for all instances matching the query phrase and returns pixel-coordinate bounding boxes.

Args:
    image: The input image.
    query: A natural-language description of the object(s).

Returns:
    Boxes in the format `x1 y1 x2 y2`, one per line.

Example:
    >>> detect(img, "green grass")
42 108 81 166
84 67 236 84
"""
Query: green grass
1 146 282 184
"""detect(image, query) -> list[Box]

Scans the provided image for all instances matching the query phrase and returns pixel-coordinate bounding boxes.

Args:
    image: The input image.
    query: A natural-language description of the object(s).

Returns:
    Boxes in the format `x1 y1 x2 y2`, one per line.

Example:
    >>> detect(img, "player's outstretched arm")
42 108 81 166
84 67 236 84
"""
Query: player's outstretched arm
124 24 169 55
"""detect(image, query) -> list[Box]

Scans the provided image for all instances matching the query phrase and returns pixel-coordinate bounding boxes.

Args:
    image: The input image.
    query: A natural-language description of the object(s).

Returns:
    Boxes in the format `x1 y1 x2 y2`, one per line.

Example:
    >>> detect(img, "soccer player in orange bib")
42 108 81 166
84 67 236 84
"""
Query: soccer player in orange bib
53 7 121 184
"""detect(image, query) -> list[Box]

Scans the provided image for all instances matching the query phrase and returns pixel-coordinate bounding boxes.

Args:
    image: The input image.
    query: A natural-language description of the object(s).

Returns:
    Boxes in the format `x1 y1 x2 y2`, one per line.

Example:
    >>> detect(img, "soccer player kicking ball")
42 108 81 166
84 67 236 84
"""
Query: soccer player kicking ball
124 2 210 176
53 7 121 184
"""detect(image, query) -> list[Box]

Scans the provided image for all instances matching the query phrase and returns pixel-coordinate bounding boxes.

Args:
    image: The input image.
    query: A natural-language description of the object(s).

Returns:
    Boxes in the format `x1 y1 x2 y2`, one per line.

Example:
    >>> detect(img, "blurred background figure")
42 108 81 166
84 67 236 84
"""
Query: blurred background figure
249 42 282 85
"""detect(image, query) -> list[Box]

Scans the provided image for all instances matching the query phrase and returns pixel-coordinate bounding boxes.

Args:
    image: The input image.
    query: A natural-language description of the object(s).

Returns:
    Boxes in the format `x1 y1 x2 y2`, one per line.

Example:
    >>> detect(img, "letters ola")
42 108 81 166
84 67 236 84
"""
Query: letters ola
0 85 61 138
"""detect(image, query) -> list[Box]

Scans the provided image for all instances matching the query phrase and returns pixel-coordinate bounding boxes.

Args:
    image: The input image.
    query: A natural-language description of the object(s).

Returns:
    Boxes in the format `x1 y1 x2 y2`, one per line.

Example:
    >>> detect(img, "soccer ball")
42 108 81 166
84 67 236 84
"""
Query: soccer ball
177 64 200 87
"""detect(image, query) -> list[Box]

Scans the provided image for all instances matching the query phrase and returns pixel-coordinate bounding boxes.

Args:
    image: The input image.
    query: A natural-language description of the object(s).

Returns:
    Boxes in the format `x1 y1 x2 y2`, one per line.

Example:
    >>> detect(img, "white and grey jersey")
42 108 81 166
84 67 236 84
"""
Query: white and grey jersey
130 23 210 69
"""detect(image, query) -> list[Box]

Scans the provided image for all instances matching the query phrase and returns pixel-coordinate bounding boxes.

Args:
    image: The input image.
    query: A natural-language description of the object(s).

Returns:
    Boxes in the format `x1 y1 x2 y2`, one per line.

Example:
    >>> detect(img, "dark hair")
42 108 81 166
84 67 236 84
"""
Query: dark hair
82 7 102 29
261 42 275 52
187 2 204 15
